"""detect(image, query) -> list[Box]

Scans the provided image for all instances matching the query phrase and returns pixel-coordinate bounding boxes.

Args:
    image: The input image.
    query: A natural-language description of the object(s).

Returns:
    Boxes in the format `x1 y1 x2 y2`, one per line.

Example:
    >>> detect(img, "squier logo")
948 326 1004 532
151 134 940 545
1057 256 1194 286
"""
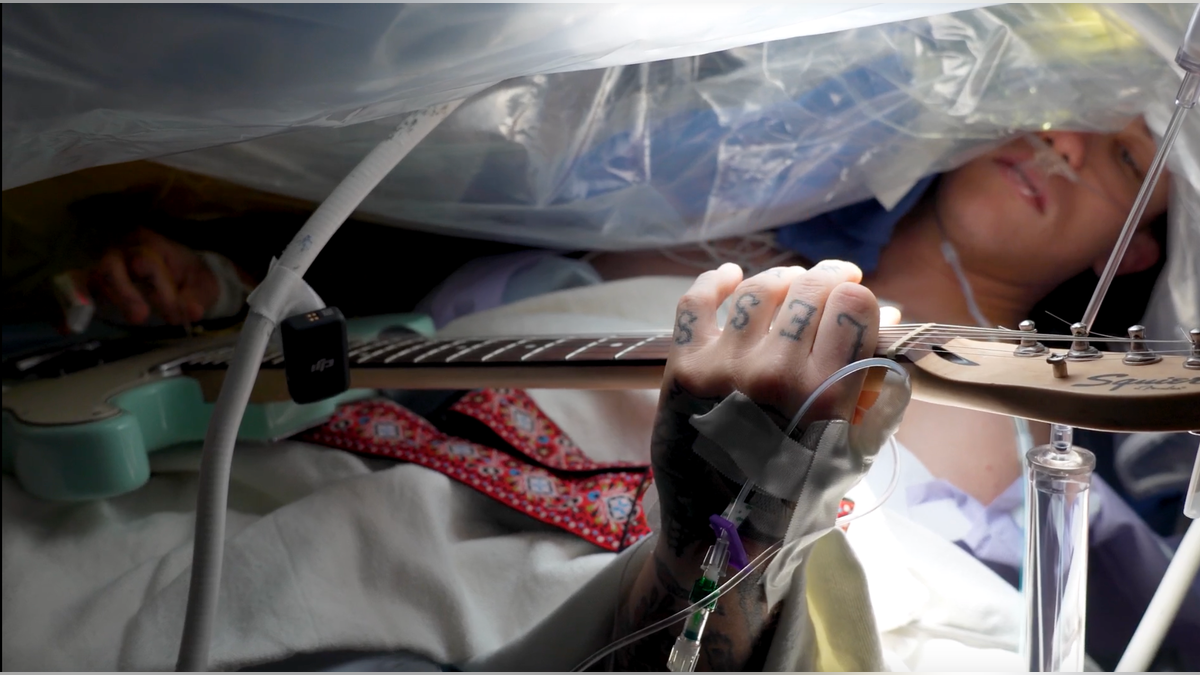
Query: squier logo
1073 373 1200 392
311 358 335 373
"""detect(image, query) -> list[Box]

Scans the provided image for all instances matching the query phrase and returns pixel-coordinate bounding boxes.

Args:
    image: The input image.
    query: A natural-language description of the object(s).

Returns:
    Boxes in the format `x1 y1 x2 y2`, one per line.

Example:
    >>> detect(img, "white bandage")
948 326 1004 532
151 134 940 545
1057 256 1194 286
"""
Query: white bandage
198 251 253 321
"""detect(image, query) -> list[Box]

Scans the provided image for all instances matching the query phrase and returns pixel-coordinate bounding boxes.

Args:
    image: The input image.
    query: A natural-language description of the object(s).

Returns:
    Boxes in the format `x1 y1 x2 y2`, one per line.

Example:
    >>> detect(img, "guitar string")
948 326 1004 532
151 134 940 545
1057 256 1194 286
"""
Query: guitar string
184 327 1196 365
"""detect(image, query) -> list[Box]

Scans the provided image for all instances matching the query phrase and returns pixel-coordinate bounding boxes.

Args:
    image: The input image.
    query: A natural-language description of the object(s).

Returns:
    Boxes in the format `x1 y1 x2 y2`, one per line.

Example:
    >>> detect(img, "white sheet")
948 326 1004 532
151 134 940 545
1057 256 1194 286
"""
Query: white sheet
2 275 1024 671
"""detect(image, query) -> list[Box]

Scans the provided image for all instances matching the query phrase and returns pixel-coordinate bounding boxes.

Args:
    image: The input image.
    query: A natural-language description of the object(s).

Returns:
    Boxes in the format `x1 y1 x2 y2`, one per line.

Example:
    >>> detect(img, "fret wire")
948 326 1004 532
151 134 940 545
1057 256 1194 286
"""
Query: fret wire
523 338 602 362
357 337 426 362
521 338 572 361
348 341 387 357
382 341 446 364
446 339 501 362
615 335 665 360
412 339 471 363
564 337 611 361
480 338 530 362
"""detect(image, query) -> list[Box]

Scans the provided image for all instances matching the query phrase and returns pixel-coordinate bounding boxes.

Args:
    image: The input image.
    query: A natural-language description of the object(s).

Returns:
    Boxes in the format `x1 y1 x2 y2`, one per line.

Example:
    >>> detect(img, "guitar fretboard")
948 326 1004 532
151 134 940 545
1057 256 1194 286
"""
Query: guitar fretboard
346 335 676 367
170 323 1133 373
178 334 677 371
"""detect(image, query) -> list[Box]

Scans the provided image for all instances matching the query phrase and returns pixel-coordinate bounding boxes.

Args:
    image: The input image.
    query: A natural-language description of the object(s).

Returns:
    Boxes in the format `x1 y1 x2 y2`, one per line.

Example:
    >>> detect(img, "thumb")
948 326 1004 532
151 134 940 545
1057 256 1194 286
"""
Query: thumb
880 305 902 326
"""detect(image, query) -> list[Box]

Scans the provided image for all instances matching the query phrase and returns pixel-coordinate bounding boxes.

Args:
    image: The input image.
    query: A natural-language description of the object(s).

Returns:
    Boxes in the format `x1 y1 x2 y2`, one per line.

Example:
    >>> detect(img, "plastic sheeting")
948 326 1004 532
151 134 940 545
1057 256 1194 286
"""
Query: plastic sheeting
2 2 991 191
146 4 1186 247
2 3 1198 338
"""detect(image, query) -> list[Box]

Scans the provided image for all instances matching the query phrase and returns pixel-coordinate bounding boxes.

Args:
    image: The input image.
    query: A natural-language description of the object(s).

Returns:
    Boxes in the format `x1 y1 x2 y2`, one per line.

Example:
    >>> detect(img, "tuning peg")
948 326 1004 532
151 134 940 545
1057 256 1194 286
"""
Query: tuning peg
1123 325 1162 365
1047 352 1069 378
1014 320 1048 357
1066 323 1102 361
1187 329 1200 370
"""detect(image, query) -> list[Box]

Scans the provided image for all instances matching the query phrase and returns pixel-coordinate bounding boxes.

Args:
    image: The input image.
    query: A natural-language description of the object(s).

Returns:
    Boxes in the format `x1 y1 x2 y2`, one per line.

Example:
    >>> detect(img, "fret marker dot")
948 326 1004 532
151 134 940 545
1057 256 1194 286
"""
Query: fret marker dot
610 343 623 347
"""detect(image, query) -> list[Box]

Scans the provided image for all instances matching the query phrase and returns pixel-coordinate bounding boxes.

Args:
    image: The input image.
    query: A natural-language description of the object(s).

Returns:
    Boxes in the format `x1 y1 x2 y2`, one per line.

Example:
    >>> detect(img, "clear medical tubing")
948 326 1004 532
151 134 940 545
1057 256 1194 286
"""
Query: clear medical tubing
174 100 463 673
572 358 909 671
1022 425 1095 674
572 541 784 673
1079 69 1198 333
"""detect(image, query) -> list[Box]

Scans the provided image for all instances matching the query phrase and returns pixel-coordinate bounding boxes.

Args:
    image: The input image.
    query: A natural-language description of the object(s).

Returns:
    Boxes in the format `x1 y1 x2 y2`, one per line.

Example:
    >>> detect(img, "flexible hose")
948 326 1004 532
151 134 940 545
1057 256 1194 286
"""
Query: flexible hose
276 101 464 278
174 313 273 671
1115 510 1200 671
175 99 464 672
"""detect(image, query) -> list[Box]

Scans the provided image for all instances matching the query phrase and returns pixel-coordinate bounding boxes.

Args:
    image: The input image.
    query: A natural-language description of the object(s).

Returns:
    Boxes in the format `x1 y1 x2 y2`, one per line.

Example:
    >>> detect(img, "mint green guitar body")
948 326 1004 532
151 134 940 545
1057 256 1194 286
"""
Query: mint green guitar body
1 314 434 502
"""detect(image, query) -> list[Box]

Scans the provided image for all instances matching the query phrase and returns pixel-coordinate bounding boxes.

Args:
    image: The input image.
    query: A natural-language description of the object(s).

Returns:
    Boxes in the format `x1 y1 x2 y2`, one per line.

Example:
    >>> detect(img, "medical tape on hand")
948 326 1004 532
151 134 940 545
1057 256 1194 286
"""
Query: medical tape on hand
689 392 833 502
245 257 325 325
688 392 881 608
198 251 253 321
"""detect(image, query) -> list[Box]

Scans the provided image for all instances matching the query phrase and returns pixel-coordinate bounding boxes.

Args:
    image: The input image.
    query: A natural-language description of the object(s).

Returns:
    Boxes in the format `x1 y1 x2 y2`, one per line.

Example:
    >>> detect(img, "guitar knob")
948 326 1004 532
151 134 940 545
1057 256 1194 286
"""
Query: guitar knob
1123 325 1162 365
1014 320 1048 357
1187 329 1200 370
1066 322 1102 361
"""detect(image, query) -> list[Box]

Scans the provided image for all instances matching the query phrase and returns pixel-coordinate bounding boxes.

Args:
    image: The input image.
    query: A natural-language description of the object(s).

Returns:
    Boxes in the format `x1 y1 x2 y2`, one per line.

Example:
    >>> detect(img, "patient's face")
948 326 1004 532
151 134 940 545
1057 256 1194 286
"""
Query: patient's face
936 119 1169 281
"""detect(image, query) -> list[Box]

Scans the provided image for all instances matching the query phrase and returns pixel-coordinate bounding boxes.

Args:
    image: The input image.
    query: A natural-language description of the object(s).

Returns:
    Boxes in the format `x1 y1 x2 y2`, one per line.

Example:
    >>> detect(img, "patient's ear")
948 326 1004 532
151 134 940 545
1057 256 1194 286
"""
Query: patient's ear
1093 228 1160 277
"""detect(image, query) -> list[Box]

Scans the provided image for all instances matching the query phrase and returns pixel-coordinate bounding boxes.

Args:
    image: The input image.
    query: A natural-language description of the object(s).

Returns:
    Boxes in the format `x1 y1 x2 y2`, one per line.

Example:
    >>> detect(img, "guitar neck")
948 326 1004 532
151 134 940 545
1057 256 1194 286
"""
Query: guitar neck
177 326 950 397
168 323 1200 432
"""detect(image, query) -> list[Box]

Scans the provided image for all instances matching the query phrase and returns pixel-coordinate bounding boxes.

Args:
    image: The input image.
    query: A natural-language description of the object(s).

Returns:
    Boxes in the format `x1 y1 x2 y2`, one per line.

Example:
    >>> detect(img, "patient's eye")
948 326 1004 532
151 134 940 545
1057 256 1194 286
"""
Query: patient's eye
1118 145 1143 180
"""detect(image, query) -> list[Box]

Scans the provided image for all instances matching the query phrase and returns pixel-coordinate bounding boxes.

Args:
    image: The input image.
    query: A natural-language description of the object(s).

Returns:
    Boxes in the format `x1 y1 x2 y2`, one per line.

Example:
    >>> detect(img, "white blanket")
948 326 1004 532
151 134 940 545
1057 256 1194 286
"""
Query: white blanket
2 276 1023 671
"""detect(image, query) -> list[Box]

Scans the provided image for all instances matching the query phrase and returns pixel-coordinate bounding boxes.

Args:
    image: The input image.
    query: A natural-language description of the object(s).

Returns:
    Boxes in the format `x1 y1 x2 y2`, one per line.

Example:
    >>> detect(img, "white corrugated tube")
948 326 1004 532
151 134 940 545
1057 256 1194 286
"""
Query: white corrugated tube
175 98 464 672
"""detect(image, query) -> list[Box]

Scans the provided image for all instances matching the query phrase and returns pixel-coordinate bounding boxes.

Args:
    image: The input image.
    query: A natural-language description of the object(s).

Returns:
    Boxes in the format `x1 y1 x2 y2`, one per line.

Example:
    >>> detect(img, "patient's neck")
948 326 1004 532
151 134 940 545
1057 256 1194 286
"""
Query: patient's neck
868 201 1038 507
865 203 1040 329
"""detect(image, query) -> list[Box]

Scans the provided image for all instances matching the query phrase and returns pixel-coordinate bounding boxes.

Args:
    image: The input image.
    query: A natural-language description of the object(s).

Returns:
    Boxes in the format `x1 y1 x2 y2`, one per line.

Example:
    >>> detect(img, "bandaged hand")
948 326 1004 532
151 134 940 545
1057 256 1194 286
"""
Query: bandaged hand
70 228 251 327
614 261 896 671
649 261 891 555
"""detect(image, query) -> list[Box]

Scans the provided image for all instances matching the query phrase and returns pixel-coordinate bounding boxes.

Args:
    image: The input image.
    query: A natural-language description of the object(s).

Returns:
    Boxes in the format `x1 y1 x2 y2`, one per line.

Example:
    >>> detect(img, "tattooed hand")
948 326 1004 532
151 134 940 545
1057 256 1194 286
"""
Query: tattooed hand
613 261 887 671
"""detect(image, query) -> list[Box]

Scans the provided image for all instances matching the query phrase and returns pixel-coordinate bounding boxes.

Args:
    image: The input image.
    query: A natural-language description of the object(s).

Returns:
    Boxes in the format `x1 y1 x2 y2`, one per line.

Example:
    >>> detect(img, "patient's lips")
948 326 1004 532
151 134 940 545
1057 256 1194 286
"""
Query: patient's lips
995 156 1047 215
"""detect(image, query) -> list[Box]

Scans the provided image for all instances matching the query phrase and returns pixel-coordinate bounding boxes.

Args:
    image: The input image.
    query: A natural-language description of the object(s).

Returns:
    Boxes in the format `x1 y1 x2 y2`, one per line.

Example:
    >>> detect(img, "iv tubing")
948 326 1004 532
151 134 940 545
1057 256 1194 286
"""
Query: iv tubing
785 357 908 436
837 435 901 526
571 541 784 672
1116 508 1200 671
174 99 464 672
1079 71 1197 333
575 358 908 671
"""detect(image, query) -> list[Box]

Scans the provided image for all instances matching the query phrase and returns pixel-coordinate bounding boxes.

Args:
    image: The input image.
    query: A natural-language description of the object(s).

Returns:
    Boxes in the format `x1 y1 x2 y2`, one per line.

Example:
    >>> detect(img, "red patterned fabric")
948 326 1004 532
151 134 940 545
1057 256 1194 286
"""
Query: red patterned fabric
299 392 653 552
449 389 645 472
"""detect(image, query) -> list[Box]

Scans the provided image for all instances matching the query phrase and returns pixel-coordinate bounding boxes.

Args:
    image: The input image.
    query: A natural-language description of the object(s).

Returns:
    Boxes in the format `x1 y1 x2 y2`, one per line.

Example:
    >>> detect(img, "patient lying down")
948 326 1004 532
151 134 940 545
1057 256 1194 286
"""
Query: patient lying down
11 121 1195 672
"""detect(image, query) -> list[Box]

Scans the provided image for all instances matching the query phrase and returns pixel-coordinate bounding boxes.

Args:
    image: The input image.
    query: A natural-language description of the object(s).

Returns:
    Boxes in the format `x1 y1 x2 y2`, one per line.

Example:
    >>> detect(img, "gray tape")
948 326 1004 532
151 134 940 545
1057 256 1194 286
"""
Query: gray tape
689 392 833 501
686 391 870 608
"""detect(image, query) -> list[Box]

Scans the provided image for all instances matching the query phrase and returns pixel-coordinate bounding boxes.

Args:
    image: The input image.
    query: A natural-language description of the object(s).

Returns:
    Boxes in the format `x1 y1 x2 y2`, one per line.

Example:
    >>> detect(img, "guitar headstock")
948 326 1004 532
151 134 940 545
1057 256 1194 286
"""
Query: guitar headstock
899 333 1200 433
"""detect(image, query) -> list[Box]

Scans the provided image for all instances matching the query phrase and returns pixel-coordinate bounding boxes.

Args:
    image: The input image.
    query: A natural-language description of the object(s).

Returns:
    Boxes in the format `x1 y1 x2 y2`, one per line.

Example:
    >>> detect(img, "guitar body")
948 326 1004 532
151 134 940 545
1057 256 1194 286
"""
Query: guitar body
1 314 432 501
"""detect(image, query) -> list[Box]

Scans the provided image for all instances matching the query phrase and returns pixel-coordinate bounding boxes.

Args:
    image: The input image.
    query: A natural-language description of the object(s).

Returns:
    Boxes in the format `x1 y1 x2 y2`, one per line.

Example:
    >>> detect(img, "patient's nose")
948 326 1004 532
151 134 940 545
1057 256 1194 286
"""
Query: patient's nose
1037 131 1088 172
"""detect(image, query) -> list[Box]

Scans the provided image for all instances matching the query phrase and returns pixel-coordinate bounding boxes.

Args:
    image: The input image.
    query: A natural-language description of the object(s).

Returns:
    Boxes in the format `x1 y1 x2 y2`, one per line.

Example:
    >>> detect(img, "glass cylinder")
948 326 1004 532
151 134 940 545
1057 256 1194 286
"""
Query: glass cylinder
1022 431 1095 673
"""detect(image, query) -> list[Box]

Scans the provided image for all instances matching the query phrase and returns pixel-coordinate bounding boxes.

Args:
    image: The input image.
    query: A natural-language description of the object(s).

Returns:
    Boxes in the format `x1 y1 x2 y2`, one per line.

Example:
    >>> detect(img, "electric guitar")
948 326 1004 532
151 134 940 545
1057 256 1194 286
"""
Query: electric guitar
3 318 1198 502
